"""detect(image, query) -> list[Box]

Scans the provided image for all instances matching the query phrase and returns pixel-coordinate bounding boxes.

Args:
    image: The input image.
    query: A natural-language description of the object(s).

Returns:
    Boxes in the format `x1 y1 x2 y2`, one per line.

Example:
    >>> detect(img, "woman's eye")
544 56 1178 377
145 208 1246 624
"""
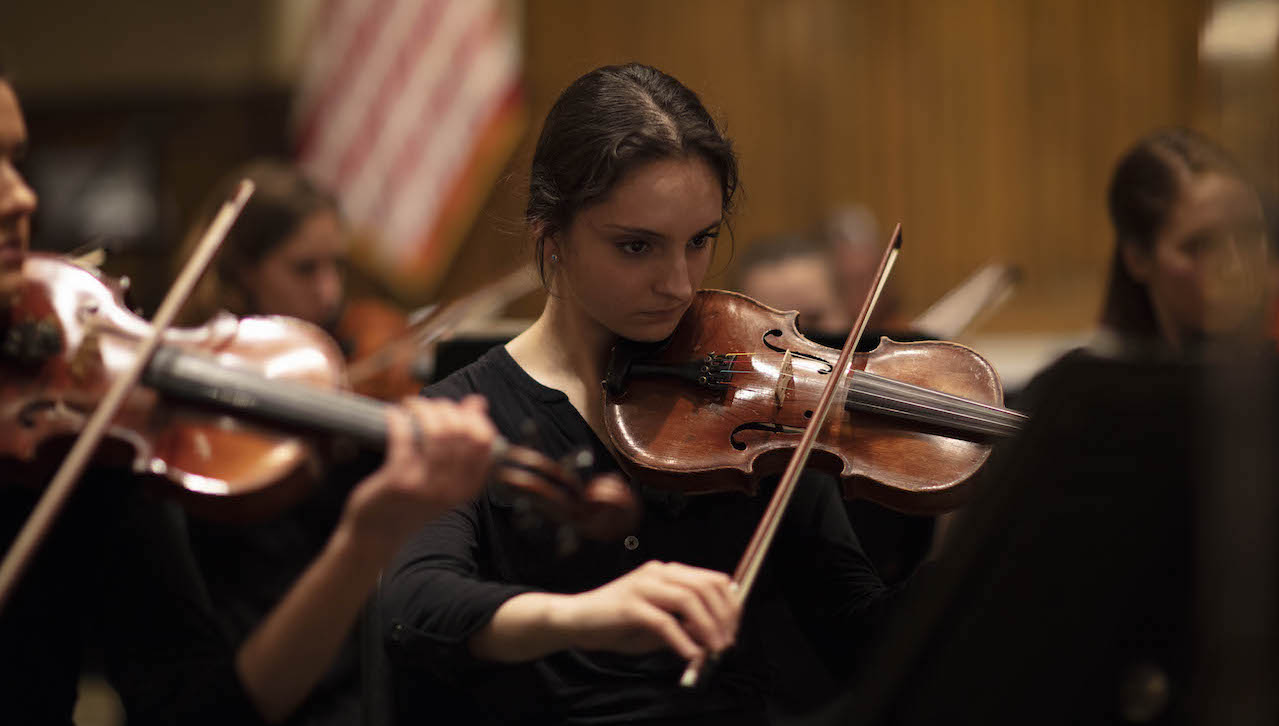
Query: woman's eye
689 233 718 249
619 239 650 255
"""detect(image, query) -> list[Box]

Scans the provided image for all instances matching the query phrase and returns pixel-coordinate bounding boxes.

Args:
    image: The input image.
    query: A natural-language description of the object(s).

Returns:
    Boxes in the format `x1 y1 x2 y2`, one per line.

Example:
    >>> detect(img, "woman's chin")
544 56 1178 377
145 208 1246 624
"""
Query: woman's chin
615 318 682 343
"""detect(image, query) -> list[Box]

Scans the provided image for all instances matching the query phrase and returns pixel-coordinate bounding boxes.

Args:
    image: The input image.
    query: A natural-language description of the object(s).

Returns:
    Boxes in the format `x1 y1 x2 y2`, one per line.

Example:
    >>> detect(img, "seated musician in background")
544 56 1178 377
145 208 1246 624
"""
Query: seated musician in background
380 63 893 726
179 160 347 333
731 233 851 341
816 204 913 337
175 160 417 725
178 160 416 400
731 223 922 353
0 71 499 724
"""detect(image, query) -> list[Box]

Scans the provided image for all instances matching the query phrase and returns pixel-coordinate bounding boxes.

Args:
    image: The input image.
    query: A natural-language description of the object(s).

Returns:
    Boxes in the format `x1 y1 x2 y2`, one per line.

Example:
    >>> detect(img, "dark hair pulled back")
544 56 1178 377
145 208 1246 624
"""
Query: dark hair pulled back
1101 128 1245 336
178 159 338 323
526 63 739 285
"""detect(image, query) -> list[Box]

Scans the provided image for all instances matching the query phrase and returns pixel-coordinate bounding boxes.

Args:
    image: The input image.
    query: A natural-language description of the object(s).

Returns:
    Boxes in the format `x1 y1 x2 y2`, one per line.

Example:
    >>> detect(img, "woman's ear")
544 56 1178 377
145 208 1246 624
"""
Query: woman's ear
542 232 561 266
1120 240 1153 285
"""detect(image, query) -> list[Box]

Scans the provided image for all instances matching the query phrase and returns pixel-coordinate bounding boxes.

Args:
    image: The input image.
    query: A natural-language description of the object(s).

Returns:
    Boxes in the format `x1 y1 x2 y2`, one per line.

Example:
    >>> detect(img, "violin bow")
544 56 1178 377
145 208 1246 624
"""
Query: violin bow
346 263 538 387
0 181 255 613
680 223 903 688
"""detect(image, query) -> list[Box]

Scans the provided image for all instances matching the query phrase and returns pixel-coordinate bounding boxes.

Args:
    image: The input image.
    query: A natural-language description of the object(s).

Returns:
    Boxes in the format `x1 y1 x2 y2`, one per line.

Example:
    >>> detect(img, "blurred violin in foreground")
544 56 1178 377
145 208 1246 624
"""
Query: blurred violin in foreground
1 253 637 538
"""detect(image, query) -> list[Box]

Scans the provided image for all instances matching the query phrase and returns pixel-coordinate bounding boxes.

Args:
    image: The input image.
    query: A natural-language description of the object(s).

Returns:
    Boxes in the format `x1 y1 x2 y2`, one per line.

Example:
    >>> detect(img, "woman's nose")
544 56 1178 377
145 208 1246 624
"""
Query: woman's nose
655 250 693 300
0 161 38 219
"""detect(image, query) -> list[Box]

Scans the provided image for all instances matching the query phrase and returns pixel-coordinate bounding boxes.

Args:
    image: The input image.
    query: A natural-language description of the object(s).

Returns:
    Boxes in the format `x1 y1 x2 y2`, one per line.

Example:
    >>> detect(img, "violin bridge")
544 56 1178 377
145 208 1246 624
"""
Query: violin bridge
774 349 793 407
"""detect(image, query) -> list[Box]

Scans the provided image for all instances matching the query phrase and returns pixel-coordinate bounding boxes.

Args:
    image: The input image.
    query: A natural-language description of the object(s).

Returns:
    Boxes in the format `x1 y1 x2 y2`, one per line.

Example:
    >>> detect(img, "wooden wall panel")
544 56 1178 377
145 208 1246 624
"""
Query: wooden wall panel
435 0 1209 332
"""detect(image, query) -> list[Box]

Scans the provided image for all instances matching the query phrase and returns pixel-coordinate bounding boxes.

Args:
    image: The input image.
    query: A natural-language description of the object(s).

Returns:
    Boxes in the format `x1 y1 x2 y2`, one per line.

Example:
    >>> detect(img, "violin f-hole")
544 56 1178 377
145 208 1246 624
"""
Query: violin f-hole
729 421 807 451
761 330 832 374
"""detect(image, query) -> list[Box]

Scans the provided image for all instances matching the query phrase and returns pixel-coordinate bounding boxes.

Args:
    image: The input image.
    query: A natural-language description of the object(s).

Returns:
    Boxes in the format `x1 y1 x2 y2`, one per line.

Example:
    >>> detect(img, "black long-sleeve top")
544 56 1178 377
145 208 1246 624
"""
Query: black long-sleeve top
380 345 889 725
0 474 264 726
186 450 375 726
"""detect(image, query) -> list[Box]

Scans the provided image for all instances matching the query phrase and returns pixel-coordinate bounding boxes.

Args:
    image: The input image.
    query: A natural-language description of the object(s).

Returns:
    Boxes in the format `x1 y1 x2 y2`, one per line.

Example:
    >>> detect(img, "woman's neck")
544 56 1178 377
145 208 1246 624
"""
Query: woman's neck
507 292 615 390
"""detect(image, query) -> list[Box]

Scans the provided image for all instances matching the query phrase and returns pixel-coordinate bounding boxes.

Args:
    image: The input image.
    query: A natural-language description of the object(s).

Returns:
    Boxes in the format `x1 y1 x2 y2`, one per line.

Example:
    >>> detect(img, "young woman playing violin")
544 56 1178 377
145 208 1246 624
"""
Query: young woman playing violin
380 63 891 725
841 128 1276 726
177 160 416 725
0 73 501 725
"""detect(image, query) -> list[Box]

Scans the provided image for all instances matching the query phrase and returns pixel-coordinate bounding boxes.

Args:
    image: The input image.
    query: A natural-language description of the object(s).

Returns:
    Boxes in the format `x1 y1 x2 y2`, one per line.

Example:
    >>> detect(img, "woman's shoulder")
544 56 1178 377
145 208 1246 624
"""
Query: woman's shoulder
421 344 576 441
1014 336 1209 416
421 344 511 400
1014 346 1108 414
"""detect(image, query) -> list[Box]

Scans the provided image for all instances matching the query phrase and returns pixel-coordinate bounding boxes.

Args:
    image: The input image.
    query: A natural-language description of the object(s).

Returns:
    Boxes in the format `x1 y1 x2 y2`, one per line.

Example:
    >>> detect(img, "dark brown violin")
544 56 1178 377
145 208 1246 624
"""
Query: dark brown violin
1 253 638 534
604 289 1026 514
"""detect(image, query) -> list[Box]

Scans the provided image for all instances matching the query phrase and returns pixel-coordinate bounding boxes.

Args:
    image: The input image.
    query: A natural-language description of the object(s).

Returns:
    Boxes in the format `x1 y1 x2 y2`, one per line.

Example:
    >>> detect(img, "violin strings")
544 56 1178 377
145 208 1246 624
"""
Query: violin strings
717 355 1020 414
705 361 1024 435
712 375 1021 438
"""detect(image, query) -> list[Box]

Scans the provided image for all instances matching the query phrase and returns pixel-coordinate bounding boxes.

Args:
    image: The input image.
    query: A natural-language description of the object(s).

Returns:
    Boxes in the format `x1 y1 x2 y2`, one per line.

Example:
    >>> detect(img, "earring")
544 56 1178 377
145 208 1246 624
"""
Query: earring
550 253 559 263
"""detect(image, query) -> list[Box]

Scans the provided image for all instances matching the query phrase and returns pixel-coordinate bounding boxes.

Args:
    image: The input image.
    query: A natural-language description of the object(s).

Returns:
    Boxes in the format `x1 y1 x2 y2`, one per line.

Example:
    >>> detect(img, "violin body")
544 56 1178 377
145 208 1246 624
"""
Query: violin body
335 297 421 401
604 290 1017 514
1 253 346 519
2 254 637 535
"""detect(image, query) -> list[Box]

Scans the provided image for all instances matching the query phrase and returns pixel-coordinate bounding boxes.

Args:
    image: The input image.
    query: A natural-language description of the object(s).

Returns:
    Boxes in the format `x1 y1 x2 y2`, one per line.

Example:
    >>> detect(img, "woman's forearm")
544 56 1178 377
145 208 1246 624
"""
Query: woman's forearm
467 561 740 664
234 524 393 723
467 591 579 662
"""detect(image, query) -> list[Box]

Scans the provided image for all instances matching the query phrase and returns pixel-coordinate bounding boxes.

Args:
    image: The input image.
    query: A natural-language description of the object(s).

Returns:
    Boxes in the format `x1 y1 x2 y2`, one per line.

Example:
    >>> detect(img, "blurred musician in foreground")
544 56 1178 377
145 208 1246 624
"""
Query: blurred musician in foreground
831 128 1276 725
0 70 499 725
1095 128 1270 356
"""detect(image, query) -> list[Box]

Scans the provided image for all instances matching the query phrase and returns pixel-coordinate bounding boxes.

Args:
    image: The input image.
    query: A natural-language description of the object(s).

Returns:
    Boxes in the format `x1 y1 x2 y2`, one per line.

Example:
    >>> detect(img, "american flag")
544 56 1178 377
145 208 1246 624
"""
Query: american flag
294 0 524 297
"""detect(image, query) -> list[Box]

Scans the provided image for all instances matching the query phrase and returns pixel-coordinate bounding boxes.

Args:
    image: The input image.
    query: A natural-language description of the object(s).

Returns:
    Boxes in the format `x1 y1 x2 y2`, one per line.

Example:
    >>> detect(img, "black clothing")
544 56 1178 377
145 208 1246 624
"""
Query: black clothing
187 450 377 726
808 327 938 585
381 345 889 725
826 347 1279 725
0 474 264 726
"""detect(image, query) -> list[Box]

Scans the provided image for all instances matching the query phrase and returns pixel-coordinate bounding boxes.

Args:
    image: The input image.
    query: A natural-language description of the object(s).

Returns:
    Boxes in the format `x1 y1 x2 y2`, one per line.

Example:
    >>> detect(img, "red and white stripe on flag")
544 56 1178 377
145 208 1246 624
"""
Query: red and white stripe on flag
294 0 524 298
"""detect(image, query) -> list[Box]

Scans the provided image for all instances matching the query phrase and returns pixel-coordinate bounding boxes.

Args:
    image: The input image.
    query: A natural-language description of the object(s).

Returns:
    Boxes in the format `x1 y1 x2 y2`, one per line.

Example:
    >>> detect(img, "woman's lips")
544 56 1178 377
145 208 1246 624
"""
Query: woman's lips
637 306 685 319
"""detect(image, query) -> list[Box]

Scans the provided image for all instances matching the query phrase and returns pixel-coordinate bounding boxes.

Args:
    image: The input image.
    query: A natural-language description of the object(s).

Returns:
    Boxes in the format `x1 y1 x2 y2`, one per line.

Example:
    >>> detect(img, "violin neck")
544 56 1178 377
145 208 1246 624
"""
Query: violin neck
143 345 390 449
844 371 1027 439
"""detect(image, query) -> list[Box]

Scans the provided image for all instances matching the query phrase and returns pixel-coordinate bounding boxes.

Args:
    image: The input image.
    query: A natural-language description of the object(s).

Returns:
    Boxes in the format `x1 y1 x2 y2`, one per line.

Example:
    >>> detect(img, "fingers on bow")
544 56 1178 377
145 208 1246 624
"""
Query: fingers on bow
633 562 739 659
